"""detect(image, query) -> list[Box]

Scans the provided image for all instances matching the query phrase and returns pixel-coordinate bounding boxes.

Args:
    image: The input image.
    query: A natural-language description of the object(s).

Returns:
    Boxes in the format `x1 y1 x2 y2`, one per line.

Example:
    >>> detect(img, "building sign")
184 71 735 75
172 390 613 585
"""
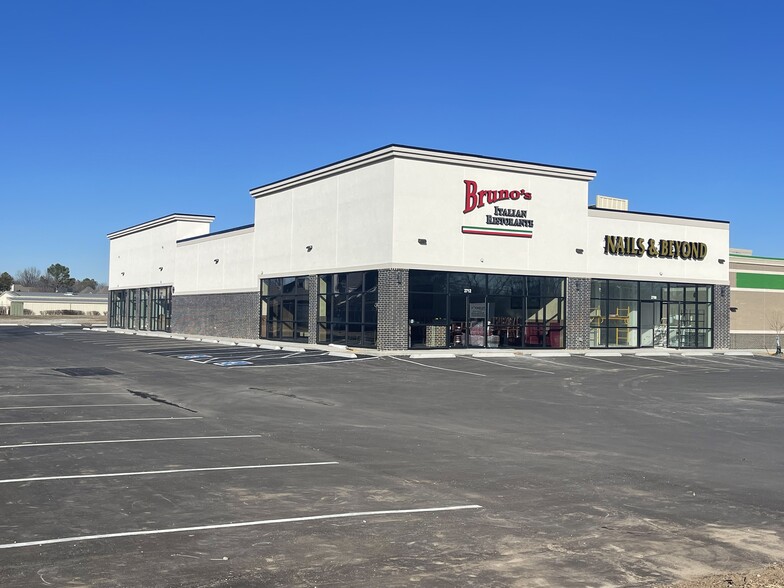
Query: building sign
604 235 708 260
461 180 535 238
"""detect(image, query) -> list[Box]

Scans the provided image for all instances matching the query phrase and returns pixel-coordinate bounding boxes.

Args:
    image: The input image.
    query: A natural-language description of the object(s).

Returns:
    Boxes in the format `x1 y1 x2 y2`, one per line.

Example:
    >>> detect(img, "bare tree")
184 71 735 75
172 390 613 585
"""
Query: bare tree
15 267 42 287
768 311 784 355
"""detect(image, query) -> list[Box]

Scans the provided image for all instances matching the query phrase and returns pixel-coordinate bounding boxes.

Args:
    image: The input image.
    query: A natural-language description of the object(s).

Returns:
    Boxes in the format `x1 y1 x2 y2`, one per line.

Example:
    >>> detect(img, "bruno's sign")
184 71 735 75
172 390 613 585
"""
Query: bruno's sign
461 180 535 238
604 235 708 261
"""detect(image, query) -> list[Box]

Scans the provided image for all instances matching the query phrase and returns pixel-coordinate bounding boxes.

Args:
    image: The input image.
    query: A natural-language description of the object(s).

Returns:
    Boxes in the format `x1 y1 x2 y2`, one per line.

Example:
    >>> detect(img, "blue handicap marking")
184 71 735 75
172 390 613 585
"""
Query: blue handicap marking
178 354 213 360
214 360 253 367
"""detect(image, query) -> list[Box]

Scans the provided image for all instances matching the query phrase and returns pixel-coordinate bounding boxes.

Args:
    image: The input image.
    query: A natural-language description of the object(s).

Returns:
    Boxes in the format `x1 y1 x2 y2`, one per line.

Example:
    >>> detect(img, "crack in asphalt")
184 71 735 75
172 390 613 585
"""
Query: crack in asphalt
249 387 334 406
127 389 198 413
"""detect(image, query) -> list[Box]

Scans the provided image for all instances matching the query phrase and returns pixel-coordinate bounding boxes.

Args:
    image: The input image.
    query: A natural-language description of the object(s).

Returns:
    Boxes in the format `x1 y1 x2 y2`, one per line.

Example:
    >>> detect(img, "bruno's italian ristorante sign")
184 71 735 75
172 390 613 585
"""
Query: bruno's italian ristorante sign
604 235 708 260
461 180 535 238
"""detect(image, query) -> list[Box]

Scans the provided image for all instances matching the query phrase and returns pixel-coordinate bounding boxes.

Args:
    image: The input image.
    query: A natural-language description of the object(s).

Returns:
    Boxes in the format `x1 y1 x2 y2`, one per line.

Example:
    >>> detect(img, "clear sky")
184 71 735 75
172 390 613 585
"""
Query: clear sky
1 1 782 282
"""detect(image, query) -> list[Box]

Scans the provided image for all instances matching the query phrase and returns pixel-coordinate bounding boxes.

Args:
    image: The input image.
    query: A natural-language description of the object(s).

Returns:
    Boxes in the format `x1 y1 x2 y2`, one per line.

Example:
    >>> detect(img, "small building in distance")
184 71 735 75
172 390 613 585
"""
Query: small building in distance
0 290 108 317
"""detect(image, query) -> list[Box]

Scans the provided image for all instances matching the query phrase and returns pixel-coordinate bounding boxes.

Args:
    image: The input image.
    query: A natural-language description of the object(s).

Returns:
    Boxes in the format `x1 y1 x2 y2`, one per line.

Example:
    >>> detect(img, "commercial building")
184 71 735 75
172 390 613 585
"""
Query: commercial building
0 290 108 317
107 145 731 351
729 249 784 350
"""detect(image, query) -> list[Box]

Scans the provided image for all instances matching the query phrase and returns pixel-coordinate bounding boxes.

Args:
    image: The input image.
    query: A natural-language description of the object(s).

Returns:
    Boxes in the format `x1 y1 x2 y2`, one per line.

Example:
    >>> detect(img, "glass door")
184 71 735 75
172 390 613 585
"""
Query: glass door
666 301 684 348
639 301 657 347
467 295 487 348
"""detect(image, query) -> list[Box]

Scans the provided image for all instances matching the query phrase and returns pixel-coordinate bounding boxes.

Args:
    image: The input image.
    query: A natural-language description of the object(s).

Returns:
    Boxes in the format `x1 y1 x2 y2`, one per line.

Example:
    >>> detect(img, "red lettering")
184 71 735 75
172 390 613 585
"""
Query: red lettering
463 180 478 213
465 181 532 212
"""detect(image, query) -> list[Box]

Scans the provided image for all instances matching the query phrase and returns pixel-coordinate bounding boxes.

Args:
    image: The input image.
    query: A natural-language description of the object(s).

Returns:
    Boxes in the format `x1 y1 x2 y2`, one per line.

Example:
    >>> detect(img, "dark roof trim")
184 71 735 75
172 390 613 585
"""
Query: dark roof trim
588 205 729 225
177 224 255 244
249 144 597 193
108 213 215 237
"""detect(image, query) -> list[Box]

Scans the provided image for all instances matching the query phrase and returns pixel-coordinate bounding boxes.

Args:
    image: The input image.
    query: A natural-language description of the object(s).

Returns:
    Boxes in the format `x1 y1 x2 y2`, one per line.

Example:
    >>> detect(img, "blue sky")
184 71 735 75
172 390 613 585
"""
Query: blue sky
2 1 782 282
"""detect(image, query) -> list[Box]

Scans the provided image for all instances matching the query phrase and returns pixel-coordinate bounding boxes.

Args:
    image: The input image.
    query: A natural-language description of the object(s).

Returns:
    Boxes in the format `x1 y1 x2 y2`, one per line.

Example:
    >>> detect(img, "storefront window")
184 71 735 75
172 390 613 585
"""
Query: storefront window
260 276 309 343
150 286 172 332
591 280 713 349
109 290 126 329
110 288 154 331
318 271 377 348
409 271 565 349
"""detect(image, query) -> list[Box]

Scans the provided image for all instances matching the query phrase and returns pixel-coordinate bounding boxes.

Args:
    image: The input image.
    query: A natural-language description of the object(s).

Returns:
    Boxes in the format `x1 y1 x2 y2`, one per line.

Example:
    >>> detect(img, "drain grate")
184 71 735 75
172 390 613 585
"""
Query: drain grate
54 367 122 377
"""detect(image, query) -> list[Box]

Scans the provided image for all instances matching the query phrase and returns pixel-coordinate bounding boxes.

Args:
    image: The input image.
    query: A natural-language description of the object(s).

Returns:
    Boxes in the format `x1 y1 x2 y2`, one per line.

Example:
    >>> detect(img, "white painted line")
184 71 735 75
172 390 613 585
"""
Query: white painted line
584 351 623 357
724 351 754 356
472 352 515 358
281 346 306 353
0 435 264 450
391 356 485 377
328 351 358 359
0 393 129 397
529 351 571 358
228 357 379 369
0 404 155 411
409 353 456 359
581 356 638 369
0 417 203 426
467 356 555 374
0 461 339 485
0 504 482 550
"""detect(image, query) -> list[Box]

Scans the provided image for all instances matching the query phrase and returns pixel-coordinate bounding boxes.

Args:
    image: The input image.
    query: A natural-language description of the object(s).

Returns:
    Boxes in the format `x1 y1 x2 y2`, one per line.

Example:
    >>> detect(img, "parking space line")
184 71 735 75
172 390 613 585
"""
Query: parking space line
580 356 639 370
517 357 607 372
0 504 483 550
0 461 339 485
0 393 130 397
389 356 486 377
633 356 705 370
230 357 379 369
0 417 203 426
0 403 160 411
0 434 264 449
466 356 554 374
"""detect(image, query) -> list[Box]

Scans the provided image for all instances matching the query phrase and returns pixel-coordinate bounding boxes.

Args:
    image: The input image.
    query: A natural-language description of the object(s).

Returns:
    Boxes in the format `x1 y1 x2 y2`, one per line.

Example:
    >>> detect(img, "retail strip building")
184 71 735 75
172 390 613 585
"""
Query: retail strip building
108 145 731 351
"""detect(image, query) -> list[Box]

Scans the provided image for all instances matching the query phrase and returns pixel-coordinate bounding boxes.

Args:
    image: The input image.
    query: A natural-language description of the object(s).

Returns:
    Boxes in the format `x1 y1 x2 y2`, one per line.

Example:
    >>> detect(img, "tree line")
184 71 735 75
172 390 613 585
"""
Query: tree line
0 264 106 293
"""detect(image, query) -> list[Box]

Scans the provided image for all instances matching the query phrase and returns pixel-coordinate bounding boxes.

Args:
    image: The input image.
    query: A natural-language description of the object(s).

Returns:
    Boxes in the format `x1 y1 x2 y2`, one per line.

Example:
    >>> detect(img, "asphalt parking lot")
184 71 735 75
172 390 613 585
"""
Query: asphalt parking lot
2 325 784 587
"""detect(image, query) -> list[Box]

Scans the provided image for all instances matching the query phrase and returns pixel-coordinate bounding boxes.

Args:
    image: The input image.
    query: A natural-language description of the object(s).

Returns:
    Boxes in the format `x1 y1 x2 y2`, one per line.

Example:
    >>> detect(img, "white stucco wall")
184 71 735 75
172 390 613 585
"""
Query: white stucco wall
108 216 212 290
174 228 257 294
390 157 591 276
253 159 395 277
586 209 730 284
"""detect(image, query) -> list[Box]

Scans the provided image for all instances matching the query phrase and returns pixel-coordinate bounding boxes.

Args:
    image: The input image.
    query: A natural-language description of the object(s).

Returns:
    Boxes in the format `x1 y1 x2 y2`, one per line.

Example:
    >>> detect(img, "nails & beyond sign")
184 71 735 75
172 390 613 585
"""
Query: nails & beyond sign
604 235 708 261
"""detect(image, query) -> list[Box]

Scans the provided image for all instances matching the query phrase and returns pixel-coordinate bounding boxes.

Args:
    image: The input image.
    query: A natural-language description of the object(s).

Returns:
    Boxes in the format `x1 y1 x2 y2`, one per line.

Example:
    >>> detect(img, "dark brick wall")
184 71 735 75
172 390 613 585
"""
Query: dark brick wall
171 291 260 340
714 284 730 349
377 269 409 351
566 277 591 349
307 275 319 345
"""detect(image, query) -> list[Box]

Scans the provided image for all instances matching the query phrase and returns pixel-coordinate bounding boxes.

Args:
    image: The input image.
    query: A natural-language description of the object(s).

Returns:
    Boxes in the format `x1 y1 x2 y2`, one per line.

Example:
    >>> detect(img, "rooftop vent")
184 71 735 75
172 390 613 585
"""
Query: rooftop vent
595 195 629 211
